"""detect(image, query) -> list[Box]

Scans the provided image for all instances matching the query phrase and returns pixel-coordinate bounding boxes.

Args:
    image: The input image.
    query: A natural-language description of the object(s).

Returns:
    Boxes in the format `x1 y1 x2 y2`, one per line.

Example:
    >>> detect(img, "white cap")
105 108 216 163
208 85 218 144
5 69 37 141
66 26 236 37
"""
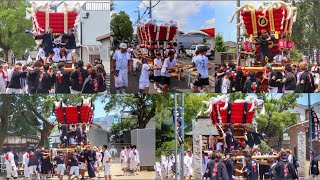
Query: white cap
119 43 127 49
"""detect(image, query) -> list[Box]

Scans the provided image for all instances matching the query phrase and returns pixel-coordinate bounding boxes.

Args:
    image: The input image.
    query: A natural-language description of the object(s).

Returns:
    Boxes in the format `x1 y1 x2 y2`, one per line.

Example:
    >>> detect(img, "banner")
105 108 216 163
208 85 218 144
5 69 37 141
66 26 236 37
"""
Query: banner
311 107 320 141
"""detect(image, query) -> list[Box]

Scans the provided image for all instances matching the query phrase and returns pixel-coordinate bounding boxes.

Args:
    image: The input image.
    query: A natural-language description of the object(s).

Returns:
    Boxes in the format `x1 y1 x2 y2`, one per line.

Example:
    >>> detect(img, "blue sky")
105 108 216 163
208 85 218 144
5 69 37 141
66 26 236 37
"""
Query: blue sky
113 1 215 33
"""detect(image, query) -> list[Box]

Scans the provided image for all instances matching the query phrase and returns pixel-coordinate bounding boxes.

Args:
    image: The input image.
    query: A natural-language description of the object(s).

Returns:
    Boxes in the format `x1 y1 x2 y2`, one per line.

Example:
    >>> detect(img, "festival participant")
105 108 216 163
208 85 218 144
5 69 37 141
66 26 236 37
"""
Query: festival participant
153 52 163 93
40 148 52 180
96 64 107 93
201 152 209 180
120 147 128 176
78 146 86 180
64 28 77 66
6 65 27 94
93 147 102 178
184 150 194 180
84 146 97 179
82 67 101 93
109 145 117 157
70 61 89 94
102 145 112 180
28 150 38 180
310 150 319 180
3 64 13 87
27 61 42 94
68 151 80 180
266 64 282 95
311 61 320 92
0 65 7 93
53 151 66 180
112 43 130 94
52 45 61 63
22 149 30 180
274 152 297 180
224 153 243 180
34 26 54 64
242 153 258 180
225 123 239 153
161 51 177 93
259 29 274 67
35 64 53 94
193 47 210 93
5 147 18 180
295 62 315 93
242 71 261 93
215 69 233 93
139 58 155 94
37 45 46 62
282 64 296 93
128 145 137 176
53 63 71 93
209 153 229 180
129 49 138 76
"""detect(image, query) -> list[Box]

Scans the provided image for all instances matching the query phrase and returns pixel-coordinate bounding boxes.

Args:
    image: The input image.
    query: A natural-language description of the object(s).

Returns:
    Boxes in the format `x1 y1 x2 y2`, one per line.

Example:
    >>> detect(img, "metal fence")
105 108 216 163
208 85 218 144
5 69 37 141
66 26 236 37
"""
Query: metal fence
82 2 111 11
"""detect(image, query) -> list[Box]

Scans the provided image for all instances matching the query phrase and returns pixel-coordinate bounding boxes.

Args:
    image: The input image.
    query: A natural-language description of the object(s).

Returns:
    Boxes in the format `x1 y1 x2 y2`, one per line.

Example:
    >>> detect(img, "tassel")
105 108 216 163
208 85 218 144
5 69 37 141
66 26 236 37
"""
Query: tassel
260 103 266 115
275 32 279 39
250 35 254 42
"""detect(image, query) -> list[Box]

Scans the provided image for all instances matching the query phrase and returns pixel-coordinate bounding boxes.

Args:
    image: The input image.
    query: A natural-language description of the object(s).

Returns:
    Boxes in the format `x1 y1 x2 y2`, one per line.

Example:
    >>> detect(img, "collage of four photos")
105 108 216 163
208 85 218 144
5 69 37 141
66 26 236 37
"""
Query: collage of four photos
0 0 320 180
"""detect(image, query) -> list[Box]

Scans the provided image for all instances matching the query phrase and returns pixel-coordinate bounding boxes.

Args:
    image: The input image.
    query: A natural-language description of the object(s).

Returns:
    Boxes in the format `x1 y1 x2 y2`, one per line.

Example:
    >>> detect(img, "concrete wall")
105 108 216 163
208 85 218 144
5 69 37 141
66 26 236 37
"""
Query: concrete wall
100 38 111 73
286 106 307 123
87 127 110 147
131 129 155 167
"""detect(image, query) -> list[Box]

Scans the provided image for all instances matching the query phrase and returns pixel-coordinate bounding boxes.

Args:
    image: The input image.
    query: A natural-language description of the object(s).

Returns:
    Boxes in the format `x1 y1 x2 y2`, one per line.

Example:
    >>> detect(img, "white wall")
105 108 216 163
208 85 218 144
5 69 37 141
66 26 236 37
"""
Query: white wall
100 38 111 74
81 11 110 46
286 106 306 123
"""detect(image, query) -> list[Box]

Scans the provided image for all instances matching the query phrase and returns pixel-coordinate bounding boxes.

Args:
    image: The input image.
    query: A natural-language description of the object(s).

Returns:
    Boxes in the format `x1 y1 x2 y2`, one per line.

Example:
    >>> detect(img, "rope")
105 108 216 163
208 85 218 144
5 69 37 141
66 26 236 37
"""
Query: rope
45 10 50 32
64 12 68 33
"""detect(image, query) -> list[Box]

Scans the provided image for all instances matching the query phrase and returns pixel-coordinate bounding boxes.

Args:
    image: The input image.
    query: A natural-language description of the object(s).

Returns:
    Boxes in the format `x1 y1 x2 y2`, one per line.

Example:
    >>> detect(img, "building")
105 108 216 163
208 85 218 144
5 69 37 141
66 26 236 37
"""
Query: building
1 131 40 153
286 103 320 158
77 1 111 64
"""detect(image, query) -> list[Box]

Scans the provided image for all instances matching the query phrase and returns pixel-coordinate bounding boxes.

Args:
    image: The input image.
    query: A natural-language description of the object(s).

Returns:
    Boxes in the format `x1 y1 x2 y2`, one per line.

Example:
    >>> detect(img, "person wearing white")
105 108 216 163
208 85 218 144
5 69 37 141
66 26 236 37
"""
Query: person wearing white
0 65 7 93
139 59 152 93
102 145 112 180
154 162 161 180
311 62 319 92
216 141 224 151
22 150 30 180
4 64 13 85
185 150 194 179
120 147 128 176
161 51 177 93
37 46 46 61
5 148 18 180
109 145 117 156
128 146 137 175
153 53 163 92
68 152 80 180
52 47 61 63
193 48 210 93
112 43 131 94
134 147 140 175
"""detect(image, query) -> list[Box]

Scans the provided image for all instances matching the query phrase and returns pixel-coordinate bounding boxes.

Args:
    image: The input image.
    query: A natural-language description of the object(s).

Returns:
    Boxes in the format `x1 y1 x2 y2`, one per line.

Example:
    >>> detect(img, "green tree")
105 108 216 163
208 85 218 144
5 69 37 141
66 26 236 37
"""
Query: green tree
104 94 156 129
214 34 226 52
256 93 302 147
291 0 320 50
0 0 35 62
111 11 134 42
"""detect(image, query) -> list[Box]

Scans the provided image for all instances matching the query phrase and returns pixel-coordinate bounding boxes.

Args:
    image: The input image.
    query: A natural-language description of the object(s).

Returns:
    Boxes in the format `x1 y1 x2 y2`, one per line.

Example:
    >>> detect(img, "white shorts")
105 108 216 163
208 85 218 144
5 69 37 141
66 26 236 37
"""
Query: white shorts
79 162 86 170
139 81 149 90
6 165 18 178
70 166 79 176
57 164 65 175
29 165 38 175
6 88 22 94
24 166 30 178
115 69 128 88
104 164 111 176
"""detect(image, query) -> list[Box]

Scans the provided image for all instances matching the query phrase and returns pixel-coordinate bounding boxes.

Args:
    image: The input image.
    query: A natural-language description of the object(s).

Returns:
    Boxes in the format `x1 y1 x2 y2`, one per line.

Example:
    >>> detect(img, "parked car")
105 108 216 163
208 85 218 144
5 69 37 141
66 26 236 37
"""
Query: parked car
186 44 212 57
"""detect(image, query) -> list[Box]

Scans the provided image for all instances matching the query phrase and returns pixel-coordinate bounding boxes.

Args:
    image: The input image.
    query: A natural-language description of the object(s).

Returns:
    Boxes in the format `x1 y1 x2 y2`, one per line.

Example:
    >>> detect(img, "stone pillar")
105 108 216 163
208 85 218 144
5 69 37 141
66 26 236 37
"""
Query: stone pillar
297 131 306 178
193 120 202 180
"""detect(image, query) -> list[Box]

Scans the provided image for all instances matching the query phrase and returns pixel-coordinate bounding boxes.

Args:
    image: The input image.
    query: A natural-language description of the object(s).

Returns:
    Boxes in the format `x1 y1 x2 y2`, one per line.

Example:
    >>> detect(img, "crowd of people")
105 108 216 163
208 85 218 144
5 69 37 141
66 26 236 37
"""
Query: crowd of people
4 144 140 180
215 60 319 94
0 60 107 94
155 148 306 180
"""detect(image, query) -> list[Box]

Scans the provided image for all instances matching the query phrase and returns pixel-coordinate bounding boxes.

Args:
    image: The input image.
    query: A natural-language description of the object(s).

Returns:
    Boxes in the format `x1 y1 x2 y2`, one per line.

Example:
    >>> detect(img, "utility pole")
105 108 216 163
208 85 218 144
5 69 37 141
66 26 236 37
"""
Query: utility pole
236 0 241 64
149 0 152 18
180 94 185 180
174 94 178 180
134 7 141 23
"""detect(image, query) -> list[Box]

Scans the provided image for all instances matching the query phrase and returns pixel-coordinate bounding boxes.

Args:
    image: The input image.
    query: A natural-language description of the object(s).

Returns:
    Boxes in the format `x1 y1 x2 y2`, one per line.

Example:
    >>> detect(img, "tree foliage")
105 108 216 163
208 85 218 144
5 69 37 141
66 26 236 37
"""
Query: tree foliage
104 94 156 129
110 11 134 42
256 93 302 146
0 0 35 61
291 0 320 50
214 34 226 52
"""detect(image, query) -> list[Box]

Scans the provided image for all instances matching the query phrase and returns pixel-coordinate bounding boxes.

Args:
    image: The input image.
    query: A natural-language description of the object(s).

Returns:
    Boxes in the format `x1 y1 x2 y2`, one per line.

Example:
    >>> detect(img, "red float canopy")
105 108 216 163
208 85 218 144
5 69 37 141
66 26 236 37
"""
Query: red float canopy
201 28 215 37
210 102 255 124
54 105 94 124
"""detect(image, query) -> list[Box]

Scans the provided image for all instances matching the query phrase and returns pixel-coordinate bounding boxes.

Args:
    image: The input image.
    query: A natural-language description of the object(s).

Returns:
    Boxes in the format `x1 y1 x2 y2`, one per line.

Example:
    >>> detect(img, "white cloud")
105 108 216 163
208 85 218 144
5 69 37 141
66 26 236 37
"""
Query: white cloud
139 1 214 30
205 18 215 28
